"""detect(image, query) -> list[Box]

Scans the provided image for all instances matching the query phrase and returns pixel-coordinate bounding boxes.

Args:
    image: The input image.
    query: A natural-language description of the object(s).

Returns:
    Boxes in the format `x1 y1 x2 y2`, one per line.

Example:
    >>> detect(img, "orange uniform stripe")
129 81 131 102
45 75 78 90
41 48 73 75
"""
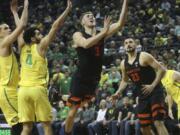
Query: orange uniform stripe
152 109 166 117
140 120 152 124
66 101 81 108
138 113 151 118
70 97 81 101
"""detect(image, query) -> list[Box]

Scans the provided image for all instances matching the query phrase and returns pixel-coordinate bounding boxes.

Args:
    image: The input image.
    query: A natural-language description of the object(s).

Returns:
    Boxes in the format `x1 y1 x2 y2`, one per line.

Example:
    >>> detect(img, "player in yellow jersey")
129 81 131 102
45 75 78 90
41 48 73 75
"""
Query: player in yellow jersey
0 0 28 135
160 65 180 122
17 0 72 135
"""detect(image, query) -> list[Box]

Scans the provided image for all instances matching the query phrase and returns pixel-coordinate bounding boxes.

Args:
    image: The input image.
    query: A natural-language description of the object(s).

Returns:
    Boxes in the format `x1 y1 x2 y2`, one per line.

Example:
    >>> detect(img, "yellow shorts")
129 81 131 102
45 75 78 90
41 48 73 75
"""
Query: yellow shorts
18 86 52 123
0 86 18 126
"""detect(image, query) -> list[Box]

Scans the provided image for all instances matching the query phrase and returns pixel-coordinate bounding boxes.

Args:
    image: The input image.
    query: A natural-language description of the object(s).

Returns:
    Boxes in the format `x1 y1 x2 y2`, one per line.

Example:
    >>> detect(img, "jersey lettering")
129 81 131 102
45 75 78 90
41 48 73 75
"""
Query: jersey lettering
95 46 100 56
130 72 140 82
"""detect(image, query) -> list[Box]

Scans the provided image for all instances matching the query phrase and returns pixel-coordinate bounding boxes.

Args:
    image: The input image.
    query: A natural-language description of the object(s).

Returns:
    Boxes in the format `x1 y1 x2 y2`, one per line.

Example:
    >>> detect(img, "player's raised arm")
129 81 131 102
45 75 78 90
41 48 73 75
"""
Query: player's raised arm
73 16 111 49
11 0 25 49
11 0 20 26
0 0 28 48
105 0 128 38
39 0 72 52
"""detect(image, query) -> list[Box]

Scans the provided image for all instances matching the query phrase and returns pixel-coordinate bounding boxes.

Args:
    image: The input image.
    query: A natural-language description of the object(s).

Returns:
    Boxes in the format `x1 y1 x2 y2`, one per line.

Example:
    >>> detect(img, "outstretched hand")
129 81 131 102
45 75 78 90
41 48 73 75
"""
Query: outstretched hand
24 0 29 8
102 16 111 33
10 0 18 13
66 0 72 11
110 92 120 102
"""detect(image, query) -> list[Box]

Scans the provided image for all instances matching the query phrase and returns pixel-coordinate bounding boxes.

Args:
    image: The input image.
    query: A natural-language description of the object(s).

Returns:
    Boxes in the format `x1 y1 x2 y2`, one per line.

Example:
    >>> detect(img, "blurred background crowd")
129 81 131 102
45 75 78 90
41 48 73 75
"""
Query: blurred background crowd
0 0 180 135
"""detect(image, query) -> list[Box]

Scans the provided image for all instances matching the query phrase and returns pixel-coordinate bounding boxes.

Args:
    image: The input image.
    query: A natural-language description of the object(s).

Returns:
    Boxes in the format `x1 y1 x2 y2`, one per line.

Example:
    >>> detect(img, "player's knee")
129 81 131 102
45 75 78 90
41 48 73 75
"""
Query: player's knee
42 121 51 128
141 126 151 133
23 123 33 133
68 108 78 119
68 112 76 119
154 120 164 128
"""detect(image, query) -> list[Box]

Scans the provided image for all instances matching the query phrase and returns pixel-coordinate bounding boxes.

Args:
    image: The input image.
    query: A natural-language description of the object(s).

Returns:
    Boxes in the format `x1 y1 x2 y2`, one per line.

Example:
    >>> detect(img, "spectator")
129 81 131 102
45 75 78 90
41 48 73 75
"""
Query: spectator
88 99 107 135
59 70 72 95
112 97 133 135
73 102 96 135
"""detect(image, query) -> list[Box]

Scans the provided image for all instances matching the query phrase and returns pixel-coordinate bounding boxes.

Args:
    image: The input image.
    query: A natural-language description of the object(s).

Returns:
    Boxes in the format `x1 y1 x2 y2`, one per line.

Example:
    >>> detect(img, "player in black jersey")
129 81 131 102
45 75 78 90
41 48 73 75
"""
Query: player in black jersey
65 0 128 134
112 38 169 135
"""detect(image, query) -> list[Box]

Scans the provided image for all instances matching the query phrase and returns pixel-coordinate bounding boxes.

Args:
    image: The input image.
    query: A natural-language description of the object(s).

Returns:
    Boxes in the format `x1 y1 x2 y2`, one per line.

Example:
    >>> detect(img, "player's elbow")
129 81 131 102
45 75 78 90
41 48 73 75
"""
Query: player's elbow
118 19 126 29
159 67 166 77
80 42 91 49
83 44 90 49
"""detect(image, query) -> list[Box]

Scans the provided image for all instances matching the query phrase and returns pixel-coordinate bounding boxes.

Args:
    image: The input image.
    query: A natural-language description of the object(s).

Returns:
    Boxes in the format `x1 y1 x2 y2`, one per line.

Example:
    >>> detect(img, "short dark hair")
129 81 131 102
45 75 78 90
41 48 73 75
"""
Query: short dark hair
80 11 93 23
23 27 38 44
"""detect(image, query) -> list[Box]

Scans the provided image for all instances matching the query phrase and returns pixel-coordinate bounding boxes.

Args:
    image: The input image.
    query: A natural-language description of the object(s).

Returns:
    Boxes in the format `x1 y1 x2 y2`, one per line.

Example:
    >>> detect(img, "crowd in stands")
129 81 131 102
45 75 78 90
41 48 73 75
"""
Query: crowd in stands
0 0 180 134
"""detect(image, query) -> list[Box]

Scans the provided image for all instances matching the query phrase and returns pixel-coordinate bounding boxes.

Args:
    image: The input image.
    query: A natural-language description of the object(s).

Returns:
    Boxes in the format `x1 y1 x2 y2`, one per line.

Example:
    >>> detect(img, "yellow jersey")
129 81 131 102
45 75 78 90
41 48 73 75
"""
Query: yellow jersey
161 70 180 103
19 44 49 87
0 52 19 88
53 72 65 82
100 73 109 86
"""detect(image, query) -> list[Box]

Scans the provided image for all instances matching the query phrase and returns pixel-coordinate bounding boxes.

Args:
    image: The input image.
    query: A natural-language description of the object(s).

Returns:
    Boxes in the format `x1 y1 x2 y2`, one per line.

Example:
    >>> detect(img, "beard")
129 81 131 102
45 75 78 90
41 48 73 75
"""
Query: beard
36 38 41 44
126 47 136 52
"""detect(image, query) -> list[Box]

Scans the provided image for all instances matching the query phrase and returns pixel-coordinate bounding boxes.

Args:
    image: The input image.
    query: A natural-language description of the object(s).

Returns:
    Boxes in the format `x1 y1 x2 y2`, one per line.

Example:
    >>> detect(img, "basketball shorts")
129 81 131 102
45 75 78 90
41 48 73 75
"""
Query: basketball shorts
18 86 52 122
67 72 99 107
137 88 167 127
0 86 18 126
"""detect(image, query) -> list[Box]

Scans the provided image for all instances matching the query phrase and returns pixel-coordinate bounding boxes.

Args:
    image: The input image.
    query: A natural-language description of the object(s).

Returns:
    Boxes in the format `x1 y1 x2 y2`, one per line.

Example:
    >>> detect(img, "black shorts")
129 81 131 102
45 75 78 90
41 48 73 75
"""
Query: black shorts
67 71 99 107
137 86 167 127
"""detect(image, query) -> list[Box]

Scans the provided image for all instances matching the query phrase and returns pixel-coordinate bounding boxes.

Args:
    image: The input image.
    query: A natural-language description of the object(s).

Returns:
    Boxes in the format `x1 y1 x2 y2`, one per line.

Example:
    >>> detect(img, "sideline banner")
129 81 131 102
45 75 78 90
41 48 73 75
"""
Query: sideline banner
0 124 11 135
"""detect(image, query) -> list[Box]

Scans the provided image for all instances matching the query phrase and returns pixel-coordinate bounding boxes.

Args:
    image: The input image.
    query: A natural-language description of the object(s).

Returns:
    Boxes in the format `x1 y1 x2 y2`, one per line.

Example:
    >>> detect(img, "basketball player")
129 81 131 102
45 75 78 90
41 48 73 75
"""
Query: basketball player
65 0 128 134
112 38 169 135
17 0 72 135
0 0 28 135
160 63 180 122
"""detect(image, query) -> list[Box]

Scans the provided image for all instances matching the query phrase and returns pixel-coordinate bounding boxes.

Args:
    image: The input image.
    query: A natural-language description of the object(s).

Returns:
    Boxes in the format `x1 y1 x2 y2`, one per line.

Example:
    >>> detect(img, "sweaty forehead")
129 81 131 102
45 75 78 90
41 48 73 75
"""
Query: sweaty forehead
85 13 93 16
83 13 94 19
